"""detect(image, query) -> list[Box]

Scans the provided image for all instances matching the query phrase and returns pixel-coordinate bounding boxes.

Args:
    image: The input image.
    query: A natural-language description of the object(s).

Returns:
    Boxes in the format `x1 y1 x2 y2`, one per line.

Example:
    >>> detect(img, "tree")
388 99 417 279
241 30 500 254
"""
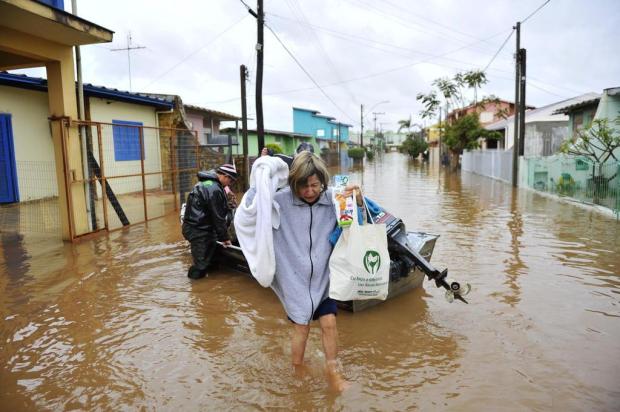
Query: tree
397 117 412 134
401 136 429 159
561 118 620 164
444 113 501 155
560 117 620 203
456 69 488 104
416 69 488 120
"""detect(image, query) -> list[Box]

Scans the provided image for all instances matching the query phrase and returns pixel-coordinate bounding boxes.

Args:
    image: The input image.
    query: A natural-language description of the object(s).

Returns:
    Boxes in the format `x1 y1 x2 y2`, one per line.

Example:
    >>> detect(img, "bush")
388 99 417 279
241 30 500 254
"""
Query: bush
347 147 365 160
365 149 375 161
265 143 283 154
401 137 428 158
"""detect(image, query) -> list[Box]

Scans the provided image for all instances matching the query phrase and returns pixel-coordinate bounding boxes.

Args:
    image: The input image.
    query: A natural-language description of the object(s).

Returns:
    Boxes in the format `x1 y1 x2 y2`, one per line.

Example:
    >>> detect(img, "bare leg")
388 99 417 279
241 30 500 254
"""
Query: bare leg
291 323 310 368
319 314 350 392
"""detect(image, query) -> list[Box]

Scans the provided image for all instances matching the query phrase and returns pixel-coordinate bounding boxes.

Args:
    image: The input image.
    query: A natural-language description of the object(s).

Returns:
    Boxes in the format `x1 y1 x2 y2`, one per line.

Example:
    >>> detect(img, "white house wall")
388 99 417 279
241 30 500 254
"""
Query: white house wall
0 85 58 201
88 98 162 196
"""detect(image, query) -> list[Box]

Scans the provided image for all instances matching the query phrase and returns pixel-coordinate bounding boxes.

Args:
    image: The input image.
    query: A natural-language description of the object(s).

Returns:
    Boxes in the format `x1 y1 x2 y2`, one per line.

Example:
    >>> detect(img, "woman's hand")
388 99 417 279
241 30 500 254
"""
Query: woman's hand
343 184 363 206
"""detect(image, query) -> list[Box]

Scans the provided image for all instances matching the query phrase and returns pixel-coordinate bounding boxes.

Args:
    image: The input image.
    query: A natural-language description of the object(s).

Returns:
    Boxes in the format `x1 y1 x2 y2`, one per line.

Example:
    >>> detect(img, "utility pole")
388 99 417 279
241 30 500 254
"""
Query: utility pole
360 104 364 147
518 48 527 158
438 106 443 164
110 32 145 91
240 65 249 191
372 112 384 135
372 112 384 152
512 22 521 188
255 0 265 152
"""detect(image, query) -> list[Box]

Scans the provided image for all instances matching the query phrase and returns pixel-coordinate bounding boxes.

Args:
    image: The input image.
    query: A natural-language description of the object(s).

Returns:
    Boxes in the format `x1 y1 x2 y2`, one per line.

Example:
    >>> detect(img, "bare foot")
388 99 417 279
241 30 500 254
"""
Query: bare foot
293 363 310 379
325 361 351 393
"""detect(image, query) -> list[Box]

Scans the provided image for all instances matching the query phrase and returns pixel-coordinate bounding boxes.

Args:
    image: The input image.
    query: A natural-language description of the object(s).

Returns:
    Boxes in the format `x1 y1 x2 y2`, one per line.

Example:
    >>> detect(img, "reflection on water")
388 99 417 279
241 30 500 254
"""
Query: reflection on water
1 153 619 410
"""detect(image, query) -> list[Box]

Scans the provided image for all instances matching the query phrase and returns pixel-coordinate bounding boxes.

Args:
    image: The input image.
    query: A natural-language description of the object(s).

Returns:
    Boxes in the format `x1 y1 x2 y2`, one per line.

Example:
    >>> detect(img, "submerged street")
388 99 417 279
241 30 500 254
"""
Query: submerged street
1 152 619 410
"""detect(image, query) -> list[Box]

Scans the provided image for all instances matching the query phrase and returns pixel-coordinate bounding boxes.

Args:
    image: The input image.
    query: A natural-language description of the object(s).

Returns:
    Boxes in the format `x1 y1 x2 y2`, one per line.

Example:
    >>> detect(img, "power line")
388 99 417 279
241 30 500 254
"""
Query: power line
264 23 357 124
284 0 359 104
270 13 518 74
344 0 511 60
206 29 513 103
522 0 551 23
483 29 514 72
270 11 580 97
379 0 512 50
143 14 248 88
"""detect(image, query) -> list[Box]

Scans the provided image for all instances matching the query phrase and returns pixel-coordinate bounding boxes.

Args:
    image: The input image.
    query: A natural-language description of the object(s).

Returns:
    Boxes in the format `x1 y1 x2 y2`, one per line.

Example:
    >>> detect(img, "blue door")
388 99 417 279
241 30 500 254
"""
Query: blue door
0 114 19 203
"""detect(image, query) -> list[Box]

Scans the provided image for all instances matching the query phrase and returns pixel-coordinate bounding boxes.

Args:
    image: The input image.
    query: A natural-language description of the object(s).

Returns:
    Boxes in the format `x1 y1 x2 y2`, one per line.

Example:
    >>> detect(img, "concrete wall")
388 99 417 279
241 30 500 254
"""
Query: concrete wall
524 121 568 158
89 97 162 195
0 85 59 201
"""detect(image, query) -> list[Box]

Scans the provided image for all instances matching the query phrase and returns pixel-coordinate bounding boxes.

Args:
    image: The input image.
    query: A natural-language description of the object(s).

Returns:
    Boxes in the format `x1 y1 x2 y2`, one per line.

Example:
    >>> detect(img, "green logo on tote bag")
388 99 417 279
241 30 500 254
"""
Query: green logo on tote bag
363 250 381 275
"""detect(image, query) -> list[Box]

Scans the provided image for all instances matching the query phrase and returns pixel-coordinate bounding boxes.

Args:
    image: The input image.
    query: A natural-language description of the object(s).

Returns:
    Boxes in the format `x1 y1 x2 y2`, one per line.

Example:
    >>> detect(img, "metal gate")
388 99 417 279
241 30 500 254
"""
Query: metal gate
61 119 203 240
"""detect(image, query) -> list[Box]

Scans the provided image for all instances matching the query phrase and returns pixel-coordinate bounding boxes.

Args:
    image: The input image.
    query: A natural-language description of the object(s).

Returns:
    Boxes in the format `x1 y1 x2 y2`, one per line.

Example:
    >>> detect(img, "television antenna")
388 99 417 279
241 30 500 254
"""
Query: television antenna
111 32 146 91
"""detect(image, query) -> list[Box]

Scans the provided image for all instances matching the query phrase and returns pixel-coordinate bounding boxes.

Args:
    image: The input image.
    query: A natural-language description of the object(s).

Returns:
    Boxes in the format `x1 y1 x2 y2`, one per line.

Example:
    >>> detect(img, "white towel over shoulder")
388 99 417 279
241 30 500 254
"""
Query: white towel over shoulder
234 156 289 287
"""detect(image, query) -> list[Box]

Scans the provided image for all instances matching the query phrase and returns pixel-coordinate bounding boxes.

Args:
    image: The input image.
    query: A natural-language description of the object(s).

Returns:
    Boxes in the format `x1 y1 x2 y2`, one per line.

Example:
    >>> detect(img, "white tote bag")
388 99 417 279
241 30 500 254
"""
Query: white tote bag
329 195 390 301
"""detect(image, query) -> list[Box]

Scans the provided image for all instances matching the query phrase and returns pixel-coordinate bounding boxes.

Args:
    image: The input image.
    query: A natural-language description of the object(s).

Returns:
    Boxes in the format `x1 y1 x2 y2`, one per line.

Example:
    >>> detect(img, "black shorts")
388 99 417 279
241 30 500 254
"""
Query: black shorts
288 298 338 324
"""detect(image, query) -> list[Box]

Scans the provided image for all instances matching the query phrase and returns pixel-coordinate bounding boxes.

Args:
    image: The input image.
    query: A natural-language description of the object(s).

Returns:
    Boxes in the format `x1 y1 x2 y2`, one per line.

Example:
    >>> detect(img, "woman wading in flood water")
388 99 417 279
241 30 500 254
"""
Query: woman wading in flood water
241 151 361 391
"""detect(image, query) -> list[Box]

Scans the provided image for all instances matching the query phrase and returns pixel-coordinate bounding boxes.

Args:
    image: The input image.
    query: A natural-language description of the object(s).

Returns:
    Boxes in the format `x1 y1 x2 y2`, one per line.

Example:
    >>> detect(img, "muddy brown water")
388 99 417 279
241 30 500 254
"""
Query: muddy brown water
1 152 619 410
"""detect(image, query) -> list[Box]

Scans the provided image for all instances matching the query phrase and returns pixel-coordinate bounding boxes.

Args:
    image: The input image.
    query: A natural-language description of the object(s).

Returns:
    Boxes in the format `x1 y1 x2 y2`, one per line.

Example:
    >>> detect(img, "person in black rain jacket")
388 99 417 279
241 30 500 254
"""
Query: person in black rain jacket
182 164 238 279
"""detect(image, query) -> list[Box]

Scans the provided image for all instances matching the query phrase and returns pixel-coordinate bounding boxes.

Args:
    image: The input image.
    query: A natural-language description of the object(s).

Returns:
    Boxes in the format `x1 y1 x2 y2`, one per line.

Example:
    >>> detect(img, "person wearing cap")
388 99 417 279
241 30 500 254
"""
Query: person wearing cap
182 164 238 279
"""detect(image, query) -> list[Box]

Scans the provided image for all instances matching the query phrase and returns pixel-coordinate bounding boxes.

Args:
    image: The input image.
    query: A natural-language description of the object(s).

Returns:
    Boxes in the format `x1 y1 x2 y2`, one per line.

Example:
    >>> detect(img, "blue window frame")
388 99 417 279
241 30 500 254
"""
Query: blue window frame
112 120 143 161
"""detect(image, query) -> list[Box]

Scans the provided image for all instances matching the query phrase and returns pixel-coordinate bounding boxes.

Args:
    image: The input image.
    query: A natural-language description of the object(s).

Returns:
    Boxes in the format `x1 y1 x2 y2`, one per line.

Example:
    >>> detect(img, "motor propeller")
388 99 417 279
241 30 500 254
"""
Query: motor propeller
389 232 470 304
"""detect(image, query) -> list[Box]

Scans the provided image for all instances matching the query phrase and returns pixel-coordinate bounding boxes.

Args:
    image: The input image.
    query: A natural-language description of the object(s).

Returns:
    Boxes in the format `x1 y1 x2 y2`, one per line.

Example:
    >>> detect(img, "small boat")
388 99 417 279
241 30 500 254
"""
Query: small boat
214 207 468 311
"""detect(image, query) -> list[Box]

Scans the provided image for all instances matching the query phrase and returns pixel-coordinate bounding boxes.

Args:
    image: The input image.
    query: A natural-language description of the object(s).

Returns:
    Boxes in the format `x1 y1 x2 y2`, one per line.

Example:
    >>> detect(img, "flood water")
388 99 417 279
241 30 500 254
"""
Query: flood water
1 152 619 410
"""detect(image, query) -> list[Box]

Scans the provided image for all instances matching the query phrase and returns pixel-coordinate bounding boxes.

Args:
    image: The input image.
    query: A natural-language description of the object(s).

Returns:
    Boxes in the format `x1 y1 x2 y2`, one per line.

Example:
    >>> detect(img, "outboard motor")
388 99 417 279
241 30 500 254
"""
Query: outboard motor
372 209 470 304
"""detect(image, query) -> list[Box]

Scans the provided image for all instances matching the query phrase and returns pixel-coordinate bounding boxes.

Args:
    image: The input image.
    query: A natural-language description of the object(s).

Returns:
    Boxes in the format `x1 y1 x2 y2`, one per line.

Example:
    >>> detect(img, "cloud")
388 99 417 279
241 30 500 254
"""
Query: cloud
10 0 620 132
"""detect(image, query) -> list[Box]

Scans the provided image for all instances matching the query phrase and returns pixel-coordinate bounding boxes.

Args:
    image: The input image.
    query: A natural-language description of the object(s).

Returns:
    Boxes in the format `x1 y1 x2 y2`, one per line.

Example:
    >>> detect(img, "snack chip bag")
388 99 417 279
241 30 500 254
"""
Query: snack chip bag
332 175 355 227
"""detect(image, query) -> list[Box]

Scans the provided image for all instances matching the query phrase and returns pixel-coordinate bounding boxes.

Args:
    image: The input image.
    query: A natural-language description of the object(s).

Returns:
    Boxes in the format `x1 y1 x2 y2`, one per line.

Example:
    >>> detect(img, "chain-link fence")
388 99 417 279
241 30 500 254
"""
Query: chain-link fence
525 155 620 216
0 118 253 239
63 119 207 237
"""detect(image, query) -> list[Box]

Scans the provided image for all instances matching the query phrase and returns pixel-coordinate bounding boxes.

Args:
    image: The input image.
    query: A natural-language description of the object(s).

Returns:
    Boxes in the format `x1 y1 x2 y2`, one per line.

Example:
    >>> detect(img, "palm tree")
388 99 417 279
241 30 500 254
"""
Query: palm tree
397 117 412 134
461 69 488 105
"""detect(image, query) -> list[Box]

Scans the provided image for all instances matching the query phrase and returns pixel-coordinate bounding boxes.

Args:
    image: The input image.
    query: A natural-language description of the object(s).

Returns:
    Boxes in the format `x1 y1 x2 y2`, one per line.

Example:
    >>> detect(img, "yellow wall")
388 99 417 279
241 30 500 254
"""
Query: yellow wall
426 125 441 143
0 86 164 200
89 98 162 194
0 85 58 200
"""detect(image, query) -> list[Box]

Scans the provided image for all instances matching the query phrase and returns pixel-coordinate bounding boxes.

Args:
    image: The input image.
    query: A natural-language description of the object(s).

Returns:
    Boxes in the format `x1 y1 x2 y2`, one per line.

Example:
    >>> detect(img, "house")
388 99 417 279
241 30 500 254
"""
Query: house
448 99 528 149
292 107 352 151
0 0 114 239
220 127 314 156
184 104 240 147
0 72 174 202
485 93 601 157
425 123 441 148
553 87 620 160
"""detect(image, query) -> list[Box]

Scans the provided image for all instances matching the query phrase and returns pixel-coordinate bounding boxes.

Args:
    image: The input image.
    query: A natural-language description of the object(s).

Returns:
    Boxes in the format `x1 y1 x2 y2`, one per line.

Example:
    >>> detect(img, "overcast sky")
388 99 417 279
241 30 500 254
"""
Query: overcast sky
15 0 620 133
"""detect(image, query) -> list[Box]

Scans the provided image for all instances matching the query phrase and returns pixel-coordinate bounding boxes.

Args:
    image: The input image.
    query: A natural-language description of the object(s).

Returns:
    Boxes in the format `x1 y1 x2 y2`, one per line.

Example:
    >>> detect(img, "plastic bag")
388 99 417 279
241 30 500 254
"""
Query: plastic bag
328 192 390 301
